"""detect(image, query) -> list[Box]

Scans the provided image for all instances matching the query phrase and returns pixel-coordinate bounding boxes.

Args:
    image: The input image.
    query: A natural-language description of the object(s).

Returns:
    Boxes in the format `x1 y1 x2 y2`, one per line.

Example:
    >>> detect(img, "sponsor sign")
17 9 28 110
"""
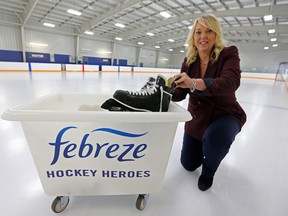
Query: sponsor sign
22 122 176 196
29 53 45 58
47 126 150 179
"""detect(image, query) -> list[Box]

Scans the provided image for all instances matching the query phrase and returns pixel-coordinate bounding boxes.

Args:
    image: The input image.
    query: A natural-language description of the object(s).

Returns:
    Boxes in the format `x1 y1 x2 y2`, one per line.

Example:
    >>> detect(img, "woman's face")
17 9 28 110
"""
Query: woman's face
193 22 216 54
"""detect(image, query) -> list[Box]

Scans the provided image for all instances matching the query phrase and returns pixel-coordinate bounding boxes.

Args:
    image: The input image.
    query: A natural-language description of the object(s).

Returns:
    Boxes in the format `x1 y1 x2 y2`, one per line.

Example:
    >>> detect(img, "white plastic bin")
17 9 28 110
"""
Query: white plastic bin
1 93 191 212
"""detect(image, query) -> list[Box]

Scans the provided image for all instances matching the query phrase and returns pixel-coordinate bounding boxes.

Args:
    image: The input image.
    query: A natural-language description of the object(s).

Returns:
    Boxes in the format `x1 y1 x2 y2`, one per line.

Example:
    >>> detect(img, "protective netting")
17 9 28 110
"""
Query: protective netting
275 62 288 86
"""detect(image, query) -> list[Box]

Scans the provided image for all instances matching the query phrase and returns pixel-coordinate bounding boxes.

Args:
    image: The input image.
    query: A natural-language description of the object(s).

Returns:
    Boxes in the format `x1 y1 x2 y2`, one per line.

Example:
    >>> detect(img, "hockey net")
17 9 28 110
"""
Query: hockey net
275 62 288 89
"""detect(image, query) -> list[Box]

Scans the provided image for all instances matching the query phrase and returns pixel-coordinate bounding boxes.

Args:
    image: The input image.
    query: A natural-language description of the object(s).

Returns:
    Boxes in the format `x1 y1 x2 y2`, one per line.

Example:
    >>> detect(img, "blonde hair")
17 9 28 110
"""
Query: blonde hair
186 14 225 65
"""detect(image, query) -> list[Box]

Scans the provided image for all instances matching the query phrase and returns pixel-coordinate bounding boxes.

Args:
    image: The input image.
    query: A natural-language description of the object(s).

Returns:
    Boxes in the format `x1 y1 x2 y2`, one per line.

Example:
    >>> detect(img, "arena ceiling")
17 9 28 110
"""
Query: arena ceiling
0 0 288 52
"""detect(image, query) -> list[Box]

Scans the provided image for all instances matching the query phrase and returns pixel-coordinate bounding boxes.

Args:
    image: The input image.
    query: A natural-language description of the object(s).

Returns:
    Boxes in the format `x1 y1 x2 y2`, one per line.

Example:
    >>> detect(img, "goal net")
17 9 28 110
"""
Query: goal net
275 62 288 83
275 62 288 89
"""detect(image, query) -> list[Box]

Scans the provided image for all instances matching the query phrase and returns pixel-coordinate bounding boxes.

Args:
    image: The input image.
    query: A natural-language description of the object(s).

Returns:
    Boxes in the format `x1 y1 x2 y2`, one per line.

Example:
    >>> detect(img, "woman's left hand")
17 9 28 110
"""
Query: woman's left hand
173 73 194 89
173 73 207 91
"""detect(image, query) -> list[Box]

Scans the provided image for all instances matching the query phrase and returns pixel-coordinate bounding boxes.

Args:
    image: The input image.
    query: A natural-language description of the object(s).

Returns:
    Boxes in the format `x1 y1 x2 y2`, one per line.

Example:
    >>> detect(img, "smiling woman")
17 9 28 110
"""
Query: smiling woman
186 14 225 66
172 13 246 191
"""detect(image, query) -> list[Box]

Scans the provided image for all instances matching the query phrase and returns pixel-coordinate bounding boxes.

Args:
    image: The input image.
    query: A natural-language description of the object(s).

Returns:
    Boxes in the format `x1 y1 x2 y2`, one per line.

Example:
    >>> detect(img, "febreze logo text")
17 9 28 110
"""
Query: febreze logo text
49 126 148 165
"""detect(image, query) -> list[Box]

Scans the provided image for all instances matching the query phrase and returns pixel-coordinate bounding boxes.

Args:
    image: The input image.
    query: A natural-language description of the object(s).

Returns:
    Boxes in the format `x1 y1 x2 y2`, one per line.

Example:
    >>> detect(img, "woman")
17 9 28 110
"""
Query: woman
172 14 246 191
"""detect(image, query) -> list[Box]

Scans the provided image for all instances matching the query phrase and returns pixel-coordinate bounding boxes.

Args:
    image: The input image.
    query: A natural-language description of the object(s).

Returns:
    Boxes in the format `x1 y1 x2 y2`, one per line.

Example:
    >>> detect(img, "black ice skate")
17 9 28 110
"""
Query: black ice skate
101 77 159 112
101 98 136 111
112 75 173 112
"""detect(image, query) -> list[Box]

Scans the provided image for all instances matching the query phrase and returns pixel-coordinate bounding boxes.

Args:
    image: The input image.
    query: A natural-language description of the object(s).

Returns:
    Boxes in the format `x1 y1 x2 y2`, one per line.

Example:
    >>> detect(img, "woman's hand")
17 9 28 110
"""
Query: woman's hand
173 73 207 91
173 73 194 89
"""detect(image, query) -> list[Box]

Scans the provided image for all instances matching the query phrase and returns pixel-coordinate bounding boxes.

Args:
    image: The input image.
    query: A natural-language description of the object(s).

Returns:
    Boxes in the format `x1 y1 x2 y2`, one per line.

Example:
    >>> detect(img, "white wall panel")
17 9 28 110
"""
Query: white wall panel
0 62 28 71
158 52 171 68
170 53 186 69
79 38 112 58
102 65 118 72
0 14 21 50
0 24 22 50
31 63 61 71
114 43 137 65
24 29 75 55
139 48 156 67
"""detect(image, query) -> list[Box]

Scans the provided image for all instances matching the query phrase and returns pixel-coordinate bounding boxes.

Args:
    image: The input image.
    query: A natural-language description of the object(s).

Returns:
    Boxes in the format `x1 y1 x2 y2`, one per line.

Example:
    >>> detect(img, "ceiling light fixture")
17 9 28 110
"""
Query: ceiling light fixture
263 15 273 21
115 37 122 41
43 22 55 28
98 51 112 54
115 23 125 28
169 48 173 51
67 9 82 16
271 38 277 42
272 44 278 47
160 11 171 18
180 50 184 53
268 29 275 34
264 47 269 50
138 42 144 45
85 31 94 35
168 39 174 42
29 42 48 47
155 45 160 49
81 48 92 51
146 32 155 36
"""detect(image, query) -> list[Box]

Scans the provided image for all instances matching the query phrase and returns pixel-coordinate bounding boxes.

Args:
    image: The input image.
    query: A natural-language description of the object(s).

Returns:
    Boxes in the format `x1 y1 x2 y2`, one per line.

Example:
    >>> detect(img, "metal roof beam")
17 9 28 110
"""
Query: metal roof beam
119 4 288 39
21 0 40 25
80 0 142 34
136 23 287 47
161 35 288 50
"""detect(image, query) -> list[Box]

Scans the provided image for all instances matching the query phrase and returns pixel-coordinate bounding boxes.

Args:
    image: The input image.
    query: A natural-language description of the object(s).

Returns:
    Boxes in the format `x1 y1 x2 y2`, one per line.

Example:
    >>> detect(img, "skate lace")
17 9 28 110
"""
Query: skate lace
129 85 157 96
141 78 156 91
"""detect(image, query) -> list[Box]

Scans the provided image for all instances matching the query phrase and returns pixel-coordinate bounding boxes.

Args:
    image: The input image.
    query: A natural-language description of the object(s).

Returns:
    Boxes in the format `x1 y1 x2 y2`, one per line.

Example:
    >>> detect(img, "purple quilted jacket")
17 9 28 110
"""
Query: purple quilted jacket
172 46 247 140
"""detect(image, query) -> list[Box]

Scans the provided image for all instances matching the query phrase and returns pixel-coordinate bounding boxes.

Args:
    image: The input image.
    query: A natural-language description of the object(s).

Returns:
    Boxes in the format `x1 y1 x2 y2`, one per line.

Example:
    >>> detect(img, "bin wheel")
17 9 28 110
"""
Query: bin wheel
136 194 149 211
51 196 70 213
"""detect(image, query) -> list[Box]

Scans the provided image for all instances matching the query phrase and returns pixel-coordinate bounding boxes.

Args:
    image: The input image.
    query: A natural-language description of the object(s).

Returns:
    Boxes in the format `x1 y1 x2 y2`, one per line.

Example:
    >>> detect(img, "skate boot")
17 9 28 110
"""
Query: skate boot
112 75 173 112
101 77 157 112
101 98 136 111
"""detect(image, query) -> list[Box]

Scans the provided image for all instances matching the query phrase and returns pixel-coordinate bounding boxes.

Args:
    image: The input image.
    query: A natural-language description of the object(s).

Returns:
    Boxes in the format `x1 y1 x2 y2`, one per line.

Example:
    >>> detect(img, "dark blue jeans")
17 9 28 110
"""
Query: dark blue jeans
180 116 241 177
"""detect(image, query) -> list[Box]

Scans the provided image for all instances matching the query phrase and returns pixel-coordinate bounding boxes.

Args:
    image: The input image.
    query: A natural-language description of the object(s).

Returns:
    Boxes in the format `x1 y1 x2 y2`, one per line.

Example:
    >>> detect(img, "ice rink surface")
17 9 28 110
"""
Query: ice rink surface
0 72 287 216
